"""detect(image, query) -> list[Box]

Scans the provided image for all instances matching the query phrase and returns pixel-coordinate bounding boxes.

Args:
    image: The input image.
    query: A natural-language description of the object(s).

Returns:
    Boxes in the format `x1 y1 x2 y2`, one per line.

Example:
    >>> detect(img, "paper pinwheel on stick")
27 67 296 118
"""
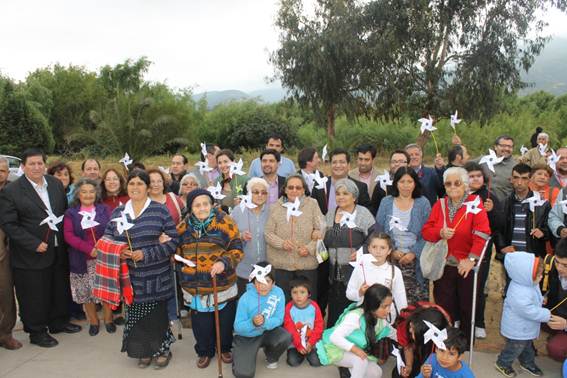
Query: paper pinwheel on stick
375 170 392 192
282 197 302 222
119 153 133 170
450 110 461 135
522 191 547 213
423 320 448 350
392 347 406 375
389 215 408 232
195 161 213 175
249 264 272 285
200 142 208 158
312 172 328 191
418 115 439 154
321 144 328 162
40 209 63 244
339 210 357 229
238 193 257 212
453 196 483 229
538 143 548 157
158 166 170 175
111 211 136 266
228 158 246 178
479 149 504 173
79 210 100 243
548 149 560 173
349 247 376 284
520 145 529 156
207 182 226 200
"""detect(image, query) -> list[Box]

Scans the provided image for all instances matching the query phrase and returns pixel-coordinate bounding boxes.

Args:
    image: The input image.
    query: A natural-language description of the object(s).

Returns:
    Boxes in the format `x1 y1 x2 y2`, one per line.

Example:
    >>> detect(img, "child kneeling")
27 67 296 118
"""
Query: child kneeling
316 284 394 378
283 276 323 366
418 328 474 378
232 262 291 378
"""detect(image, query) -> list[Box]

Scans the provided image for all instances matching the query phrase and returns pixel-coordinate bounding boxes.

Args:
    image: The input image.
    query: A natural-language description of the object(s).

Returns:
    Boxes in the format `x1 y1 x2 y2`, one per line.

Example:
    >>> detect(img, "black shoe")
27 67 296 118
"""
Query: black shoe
113 316 125 326
105 323 116 333
49 323 82 334
30 333 58 348
338 367 351 378
495 362 517 377
89 325 99 336
520 363 543 377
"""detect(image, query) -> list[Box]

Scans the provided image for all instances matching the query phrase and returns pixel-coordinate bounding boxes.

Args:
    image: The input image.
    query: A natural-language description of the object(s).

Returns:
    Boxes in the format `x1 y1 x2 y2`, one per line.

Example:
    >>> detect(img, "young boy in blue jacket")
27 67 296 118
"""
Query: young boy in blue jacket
495 252 551 377
232 262 291 378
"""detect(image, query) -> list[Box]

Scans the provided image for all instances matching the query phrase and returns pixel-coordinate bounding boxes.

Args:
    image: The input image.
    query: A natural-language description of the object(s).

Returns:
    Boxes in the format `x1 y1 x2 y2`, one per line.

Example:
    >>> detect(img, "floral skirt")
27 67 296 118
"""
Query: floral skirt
396 260 428 304
122 300 175 358
70 259 98 304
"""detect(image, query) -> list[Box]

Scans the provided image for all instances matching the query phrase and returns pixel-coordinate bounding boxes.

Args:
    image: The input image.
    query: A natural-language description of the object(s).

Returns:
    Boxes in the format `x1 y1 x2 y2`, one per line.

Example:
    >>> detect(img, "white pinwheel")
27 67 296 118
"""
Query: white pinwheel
423 320 448 350
282 197 302 222
548 149 560 172
538 143 548 157
228 158 246 178
322 144 328 162
195 160 213 175
522 191 547 212
119 153 133 170
389 215 408 232
392 347 406 375
207 182 226 200
375 170 392 192
249 264 272 285
238 193 257 212
79 210 99 230
559 199 567 215
450 110 461 131
158 166 170 175
418 115 436 134
111 211 134 235
200 142 208 158
520 145 529 156
479 149 504 173
339 210 357 229
312 172 328 191
349 247 376 269
463 196 482 217
174 254 196 267
40 209 64 232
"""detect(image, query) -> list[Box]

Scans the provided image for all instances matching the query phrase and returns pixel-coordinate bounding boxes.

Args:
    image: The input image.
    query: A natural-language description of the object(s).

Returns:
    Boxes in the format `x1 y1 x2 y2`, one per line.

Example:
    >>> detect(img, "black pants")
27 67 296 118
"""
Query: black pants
327 280 351 328
191 299 236 357
275 269 318 303
232 327 292 378
287 347 321 367
475 241 493 328
317 260 329 318
13 264 70 336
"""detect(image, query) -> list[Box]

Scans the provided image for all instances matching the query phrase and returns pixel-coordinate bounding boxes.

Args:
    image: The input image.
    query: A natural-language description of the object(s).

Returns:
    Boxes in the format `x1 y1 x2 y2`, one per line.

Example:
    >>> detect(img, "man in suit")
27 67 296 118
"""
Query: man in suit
0 149 81 348
260 149 286 205
405 143 445 206
297 147 321 196
311 148 371 215
0 157 22 350
349 144 379 195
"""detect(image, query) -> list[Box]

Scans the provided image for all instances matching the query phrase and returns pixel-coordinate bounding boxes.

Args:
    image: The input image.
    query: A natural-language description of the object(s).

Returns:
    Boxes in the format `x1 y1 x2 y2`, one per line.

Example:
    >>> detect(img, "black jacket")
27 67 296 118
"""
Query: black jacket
0 175 67 269
495 190 550 259
541 257 567 318
311 176 371 215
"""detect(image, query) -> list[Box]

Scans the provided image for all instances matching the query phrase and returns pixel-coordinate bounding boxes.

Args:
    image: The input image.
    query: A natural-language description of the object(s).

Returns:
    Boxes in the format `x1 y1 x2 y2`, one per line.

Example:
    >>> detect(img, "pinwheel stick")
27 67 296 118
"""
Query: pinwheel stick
125 230 137 268
532 208 536 231
431 132 440 155
290 217 295 243
550 296 567 313
453 212 467 230
43 228 51 245
361 263 367 285
90 228 97 244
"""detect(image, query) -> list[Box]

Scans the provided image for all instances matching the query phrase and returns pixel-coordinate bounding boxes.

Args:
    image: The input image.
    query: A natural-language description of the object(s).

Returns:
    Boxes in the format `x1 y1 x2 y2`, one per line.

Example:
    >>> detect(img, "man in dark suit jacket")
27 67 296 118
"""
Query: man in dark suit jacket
260 149 286 205
405 144 445 206
0 149 81 348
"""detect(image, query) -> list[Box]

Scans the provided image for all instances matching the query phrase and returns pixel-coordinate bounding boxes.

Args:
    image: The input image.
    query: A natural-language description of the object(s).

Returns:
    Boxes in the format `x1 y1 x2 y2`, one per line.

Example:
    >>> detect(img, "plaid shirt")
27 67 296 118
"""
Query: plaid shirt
92 236 133 308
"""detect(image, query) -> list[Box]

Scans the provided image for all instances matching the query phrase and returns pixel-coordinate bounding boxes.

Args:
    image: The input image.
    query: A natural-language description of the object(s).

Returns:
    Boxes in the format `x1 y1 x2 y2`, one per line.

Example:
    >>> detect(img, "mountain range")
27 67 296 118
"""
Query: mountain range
193 37 567 108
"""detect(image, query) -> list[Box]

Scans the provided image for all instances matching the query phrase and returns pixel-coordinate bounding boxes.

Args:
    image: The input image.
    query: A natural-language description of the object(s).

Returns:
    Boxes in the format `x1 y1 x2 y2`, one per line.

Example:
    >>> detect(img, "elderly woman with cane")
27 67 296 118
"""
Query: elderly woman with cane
421 167 491 345
177 188 244 369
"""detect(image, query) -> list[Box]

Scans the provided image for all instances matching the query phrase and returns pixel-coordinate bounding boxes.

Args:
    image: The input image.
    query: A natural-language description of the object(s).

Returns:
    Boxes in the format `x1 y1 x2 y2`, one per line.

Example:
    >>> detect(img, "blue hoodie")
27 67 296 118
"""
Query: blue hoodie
234 283 286 337
501 252 551 340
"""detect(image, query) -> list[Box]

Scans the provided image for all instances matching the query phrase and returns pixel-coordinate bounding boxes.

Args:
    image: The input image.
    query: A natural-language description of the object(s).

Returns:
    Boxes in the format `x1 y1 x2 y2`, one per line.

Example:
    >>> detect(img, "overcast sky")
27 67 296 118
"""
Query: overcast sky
1 0 566 93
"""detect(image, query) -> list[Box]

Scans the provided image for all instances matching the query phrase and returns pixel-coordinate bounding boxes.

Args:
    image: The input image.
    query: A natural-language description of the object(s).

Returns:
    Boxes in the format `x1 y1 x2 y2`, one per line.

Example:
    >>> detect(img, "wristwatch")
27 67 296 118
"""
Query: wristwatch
469 257 478 263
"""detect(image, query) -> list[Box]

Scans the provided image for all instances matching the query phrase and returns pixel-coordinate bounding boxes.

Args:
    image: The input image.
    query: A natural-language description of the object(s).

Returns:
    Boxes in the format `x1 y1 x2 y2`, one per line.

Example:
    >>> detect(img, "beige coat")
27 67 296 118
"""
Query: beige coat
520 147 547 167
349 167 379 195
265 196 323 271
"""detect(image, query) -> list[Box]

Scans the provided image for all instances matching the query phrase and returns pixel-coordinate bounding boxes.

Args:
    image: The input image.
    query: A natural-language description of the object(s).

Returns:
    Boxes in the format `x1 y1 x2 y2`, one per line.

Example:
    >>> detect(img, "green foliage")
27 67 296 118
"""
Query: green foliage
0 76 54 155
99 57 152 96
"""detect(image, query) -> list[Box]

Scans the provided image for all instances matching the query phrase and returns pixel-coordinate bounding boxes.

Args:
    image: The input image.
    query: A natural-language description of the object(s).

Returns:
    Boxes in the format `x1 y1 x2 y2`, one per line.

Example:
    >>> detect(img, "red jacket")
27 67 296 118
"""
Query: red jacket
283 300 324 351
421 194 491 260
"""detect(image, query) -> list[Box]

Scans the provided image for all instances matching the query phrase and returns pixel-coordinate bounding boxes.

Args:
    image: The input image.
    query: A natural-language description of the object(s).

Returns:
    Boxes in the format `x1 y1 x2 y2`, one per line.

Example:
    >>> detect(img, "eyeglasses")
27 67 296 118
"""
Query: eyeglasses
391 159 407 164
286 185 303 191
252 190 268 196
497 143 514 149
444 181 463 188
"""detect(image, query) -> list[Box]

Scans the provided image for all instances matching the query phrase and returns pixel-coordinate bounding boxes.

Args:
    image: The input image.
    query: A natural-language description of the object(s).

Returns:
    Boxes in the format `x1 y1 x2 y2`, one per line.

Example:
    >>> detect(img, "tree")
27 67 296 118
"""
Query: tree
270 0 370 141
0 76 54 155
99 57 152 96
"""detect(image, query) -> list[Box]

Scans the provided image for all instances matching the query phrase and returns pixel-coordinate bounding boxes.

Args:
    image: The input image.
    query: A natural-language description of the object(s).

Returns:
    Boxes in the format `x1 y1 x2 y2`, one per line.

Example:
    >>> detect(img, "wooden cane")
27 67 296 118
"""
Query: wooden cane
212 275 223 378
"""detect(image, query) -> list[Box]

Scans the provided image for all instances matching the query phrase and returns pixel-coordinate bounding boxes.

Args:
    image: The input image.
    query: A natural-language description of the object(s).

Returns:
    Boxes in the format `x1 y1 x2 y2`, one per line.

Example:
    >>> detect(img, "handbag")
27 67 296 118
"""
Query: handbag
420 199 448 281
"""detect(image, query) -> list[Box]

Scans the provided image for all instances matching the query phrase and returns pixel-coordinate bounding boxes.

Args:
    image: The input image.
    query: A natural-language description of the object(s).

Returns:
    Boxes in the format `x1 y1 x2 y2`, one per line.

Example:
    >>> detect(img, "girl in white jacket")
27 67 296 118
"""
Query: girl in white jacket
346 232 407 323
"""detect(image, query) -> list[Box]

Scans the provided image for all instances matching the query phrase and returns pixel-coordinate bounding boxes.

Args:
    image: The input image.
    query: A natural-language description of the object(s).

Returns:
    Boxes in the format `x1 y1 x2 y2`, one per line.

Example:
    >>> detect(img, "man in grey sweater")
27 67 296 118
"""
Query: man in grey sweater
481 135 517 204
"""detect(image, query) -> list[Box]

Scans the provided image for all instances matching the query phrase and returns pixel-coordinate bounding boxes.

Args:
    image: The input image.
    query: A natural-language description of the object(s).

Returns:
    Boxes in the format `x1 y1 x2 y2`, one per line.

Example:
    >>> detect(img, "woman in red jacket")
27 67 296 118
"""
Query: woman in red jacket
421 167 490 344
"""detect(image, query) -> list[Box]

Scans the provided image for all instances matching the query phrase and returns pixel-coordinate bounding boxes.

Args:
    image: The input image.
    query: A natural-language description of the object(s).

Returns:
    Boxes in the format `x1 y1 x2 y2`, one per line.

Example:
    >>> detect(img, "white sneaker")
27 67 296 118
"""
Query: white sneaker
266 361 278 369
454 320 461 328
475 327 486 339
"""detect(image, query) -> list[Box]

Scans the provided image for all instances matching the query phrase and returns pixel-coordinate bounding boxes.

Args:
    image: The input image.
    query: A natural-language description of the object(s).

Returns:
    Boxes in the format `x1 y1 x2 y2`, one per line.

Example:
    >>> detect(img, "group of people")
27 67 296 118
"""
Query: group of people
0 131 566 378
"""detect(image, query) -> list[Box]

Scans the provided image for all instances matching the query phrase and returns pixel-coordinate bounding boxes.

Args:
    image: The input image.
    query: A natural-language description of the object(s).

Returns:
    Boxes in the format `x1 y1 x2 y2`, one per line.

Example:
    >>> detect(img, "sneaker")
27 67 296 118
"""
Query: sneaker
266 361 278 369
475 327 486 339
520 363 543 376
495 362 517 377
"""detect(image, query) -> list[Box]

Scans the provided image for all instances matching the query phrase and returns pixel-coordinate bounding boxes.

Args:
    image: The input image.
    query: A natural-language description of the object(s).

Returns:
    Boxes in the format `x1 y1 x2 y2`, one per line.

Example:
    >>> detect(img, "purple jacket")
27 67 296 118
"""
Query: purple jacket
64 203 111 274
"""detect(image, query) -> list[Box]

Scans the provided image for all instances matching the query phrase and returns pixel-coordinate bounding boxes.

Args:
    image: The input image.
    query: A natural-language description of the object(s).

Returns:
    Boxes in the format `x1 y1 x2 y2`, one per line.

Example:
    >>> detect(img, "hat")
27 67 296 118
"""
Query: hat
186 188 214 210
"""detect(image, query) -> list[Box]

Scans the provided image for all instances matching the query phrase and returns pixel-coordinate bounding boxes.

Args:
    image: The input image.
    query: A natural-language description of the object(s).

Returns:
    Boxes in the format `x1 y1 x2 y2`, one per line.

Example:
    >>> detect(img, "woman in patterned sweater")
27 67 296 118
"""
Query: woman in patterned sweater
176 188 244 369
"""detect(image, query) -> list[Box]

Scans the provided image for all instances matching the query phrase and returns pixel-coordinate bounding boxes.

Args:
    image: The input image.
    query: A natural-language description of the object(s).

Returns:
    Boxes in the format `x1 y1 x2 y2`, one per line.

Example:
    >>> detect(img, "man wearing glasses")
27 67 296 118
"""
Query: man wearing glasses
483 135 518 204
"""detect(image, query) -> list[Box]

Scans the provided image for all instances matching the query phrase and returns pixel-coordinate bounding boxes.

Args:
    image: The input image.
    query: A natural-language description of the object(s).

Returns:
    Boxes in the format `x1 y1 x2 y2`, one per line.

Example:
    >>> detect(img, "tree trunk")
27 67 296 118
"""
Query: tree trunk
326 104 336 141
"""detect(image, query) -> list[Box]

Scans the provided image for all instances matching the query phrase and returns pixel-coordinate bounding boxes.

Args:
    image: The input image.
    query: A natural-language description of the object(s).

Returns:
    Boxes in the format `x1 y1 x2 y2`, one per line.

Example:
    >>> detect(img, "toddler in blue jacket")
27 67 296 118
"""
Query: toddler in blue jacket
232 262 291 378
495 252 551 377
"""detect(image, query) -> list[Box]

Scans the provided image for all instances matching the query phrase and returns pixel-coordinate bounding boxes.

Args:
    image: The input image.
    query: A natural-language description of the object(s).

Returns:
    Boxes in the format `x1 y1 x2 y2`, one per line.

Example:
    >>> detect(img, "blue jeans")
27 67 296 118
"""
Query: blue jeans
497 338 536 369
